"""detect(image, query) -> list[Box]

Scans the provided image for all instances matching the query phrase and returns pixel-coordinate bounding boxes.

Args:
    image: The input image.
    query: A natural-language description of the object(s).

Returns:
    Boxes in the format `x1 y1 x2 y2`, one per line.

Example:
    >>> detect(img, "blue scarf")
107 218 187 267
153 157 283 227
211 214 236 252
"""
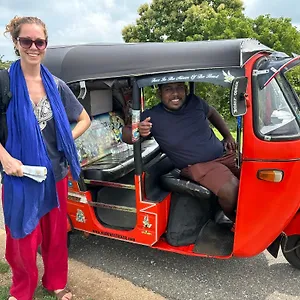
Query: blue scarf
3 60 80 239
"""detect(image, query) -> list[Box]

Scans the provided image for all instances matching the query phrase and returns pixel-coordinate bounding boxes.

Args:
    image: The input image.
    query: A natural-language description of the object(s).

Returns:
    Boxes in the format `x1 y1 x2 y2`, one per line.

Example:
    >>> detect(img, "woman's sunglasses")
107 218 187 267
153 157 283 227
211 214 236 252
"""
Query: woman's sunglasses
17 37 48 50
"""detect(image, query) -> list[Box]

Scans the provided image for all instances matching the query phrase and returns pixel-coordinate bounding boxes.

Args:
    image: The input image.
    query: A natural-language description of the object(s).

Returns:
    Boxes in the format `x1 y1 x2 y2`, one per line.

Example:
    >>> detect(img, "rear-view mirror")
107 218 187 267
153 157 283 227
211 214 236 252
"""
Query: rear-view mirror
230 77 248 117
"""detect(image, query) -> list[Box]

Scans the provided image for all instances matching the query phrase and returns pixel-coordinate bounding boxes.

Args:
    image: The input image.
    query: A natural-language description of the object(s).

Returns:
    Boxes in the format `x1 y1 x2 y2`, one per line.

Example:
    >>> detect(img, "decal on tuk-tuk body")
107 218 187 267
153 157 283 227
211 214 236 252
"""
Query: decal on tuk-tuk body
76 209 86 223
137 68 244 88
230 77 248 117
92 230 136 242
131 109 140 142
143 215 152 229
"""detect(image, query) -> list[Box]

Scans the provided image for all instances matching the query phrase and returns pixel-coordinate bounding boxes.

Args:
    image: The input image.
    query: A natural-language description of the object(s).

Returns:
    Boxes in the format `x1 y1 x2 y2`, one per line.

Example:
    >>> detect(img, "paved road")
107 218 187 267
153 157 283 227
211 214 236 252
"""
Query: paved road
67 232 300 300
1 185 300 300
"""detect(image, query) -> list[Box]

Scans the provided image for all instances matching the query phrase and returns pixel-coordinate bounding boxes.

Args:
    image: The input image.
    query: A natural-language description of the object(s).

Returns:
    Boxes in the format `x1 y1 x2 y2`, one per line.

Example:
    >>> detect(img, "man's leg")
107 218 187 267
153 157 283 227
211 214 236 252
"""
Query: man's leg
216 176 239 220
217 152 240 179
215 152 240 219
182 161 239 220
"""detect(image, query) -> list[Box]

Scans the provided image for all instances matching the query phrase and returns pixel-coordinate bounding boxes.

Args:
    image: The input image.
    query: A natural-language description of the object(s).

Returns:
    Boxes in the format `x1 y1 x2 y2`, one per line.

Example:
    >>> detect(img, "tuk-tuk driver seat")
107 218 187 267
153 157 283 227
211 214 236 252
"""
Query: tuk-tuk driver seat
160 166 215 201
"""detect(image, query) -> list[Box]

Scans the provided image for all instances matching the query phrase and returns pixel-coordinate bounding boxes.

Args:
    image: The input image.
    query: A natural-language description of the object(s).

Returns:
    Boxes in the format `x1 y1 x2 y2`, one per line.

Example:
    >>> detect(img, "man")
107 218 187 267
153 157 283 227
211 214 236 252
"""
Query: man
122 82 239 221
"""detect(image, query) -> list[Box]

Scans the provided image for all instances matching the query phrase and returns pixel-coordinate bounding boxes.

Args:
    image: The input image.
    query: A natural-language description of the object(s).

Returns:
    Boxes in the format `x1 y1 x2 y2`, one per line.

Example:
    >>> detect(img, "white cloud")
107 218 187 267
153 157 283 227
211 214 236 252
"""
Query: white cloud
103 0 117 10
0 0 143 60
243 0 300 20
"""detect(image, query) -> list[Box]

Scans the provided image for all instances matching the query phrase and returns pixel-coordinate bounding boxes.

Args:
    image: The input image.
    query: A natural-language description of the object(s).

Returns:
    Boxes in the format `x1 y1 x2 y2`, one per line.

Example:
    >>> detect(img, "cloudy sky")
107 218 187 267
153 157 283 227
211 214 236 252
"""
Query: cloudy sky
0 0 299 60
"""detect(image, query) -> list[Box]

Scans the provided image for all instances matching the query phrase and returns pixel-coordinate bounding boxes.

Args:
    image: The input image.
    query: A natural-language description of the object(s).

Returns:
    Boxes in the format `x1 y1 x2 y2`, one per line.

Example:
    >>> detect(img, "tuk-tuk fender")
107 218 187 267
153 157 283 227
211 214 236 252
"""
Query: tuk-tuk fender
283 211 300 236
233 160 300 257
266 212 300 258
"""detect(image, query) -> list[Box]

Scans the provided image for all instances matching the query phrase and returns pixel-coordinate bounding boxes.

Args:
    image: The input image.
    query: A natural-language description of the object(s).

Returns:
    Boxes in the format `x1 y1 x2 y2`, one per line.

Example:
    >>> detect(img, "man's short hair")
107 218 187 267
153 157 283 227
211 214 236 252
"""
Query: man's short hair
157 82 186 90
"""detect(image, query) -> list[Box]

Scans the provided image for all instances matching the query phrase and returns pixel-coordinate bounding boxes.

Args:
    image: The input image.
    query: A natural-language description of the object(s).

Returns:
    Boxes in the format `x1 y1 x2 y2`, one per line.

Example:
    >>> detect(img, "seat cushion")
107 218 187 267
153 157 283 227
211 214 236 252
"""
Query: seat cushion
82 139 160 181
160 169 214 200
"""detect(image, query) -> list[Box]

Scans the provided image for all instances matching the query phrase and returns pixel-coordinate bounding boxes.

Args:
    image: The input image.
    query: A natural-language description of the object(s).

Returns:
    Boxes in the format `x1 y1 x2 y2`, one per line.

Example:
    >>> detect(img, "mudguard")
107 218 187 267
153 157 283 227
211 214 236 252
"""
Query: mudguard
283 212 300 237
267 234 283 258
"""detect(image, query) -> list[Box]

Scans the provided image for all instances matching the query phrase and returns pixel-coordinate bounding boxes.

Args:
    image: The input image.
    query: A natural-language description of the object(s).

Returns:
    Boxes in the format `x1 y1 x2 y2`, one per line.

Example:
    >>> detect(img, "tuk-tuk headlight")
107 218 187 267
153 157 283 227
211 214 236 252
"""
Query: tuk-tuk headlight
257 170 284 183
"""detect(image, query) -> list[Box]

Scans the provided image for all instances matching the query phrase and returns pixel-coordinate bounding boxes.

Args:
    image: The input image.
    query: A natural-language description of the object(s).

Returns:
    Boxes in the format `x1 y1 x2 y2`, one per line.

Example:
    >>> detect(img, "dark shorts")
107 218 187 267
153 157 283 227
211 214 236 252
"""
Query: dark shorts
181 152 240 196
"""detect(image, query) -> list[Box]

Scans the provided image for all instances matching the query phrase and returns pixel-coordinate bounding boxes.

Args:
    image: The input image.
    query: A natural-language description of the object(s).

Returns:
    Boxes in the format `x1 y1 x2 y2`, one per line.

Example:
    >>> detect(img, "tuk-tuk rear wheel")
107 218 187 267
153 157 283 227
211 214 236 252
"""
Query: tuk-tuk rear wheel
281 235 300 269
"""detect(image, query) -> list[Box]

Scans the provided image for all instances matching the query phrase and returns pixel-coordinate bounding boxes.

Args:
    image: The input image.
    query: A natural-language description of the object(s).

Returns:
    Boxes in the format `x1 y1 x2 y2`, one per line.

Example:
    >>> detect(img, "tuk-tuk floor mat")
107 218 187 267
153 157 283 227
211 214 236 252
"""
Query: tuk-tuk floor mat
97 208 136 230
193 219 234 256
96 187 136 230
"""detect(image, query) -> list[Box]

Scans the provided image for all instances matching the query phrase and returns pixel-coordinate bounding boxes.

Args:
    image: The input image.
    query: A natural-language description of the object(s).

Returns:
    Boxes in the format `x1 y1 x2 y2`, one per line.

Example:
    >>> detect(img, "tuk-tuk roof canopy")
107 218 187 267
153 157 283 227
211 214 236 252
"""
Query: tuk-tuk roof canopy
43 38 272 84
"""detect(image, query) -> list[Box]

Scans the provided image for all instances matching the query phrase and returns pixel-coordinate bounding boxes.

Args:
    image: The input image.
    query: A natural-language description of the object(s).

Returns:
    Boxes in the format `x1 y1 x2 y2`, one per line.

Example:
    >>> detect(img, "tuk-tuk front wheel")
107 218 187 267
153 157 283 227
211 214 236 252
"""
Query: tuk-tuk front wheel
281 235 300 269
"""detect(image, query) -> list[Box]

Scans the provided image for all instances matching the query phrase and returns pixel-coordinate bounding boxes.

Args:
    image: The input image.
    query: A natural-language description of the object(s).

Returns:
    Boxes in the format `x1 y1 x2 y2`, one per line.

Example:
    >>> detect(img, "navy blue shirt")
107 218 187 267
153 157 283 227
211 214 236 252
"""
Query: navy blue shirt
141 94 224 169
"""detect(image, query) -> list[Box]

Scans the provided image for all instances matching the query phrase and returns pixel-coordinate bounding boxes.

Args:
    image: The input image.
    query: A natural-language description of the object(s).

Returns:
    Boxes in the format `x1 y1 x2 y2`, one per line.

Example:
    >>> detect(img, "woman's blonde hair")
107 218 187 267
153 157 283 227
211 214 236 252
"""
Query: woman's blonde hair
4 16 48 56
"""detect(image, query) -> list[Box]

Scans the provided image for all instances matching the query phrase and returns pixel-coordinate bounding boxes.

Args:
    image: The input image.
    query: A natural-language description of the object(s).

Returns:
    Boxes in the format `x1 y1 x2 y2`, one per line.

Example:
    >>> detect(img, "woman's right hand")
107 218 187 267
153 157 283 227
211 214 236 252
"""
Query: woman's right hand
1 151 23 176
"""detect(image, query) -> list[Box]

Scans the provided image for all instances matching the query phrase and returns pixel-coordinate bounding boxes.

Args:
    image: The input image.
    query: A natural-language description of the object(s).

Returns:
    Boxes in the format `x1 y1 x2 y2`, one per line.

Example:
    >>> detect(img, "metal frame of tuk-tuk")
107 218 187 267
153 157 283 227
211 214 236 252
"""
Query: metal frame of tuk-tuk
44 39 300 264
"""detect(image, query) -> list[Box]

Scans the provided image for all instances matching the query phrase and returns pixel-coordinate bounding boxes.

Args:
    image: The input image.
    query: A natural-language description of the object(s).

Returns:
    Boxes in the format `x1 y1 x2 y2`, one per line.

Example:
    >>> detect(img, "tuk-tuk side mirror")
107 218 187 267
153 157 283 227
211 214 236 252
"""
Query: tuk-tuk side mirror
230 77 248 117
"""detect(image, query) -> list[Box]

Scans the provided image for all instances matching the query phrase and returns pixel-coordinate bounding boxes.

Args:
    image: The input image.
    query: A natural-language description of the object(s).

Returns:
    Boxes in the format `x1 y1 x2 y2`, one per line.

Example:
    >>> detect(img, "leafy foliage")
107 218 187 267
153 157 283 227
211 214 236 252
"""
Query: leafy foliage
0 55 13 69
122 0 300 120
286 66 300 96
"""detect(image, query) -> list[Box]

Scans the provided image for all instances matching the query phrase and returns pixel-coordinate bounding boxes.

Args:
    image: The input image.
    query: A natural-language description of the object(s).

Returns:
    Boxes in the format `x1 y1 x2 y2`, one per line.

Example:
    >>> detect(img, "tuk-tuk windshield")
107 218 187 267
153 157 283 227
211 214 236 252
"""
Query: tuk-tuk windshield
255 74 300 138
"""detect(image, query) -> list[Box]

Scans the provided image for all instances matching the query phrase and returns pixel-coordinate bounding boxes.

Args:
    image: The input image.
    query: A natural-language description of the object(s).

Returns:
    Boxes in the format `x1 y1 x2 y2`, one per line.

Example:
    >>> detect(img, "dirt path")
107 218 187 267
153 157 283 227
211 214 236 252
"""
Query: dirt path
0 229 166 300
0 177 165 300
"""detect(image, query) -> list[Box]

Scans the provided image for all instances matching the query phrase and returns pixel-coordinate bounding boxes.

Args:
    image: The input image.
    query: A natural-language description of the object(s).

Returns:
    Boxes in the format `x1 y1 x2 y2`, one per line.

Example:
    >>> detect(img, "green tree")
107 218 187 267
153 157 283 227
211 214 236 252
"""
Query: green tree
286 66 300 96
0 55 13 69
251 15 300 55
122 0 300 121
122 0 249 43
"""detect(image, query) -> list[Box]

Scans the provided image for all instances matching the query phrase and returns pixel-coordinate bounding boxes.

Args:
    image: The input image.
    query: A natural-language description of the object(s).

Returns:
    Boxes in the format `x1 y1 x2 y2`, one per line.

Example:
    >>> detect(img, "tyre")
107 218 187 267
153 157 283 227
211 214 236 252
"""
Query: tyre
281 235 300 269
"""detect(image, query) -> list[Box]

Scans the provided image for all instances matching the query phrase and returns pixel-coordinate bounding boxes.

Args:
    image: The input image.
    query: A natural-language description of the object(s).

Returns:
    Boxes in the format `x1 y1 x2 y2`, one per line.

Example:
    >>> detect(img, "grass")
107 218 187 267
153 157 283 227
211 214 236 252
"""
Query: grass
213 128 237 140
0 261 56 300
0 261 10 300
0 286 56 300
0 287 9 300
34 286 56 299
0 261 9 274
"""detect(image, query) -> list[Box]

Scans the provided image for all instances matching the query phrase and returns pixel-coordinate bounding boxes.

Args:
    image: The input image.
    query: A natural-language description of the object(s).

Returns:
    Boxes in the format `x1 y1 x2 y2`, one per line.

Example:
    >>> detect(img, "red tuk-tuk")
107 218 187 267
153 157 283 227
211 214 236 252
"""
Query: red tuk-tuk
43 38 300 268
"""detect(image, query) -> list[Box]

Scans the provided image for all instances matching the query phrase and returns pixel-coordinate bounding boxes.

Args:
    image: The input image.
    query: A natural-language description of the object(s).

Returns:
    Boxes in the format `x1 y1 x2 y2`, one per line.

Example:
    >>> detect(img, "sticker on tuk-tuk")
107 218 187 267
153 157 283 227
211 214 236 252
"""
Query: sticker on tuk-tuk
137 68 244 88
132 109 140 142
76 209 86 223
143 215 152 229
222 70 235 83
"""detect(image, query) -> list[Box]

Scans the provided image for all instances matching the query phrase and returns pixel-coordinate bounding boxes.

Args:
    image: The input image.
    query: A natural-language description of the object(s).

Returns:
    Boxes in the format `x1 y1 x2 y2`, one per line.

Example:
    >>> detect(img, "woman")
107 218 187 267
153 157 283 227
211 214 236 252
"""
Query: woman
0 16 91 300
